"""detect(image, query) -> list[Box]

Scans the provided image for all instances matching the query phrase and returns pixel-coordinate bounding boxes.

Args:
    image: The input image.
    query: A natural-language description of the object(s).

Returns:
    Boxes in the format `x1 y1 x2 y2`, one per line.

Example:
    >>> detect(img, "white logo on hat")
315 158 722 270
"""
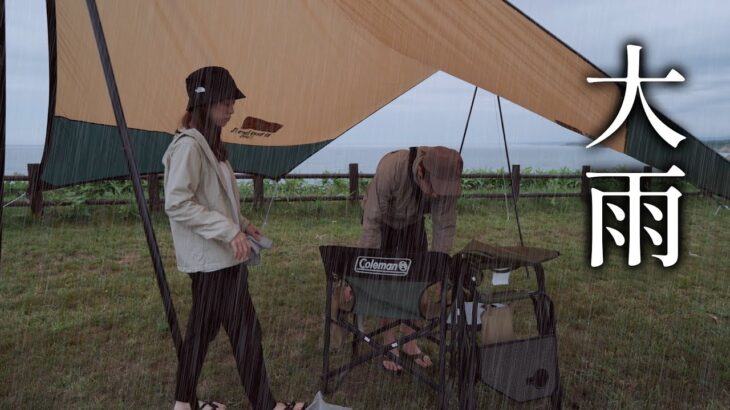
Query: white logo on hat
194 87 206 94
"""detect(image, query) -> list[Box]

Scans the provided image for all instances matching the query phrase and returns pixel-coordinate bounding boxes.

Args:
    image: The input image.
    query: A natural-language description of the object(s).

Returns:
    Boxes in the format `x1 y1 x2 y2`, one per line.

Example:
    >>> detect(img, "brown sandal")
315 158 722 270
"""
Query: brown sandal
198 400 225 410
403 350 433 368
282 401 308 410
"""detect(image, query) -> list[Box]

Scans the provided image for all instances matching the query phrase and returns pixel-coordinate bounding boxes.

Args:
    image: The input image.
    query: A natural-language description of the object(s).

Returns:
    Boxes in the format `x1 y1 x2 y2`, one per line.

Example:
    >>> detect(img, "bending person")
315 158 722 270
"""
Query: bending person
164 66 305 410
359 146 463 373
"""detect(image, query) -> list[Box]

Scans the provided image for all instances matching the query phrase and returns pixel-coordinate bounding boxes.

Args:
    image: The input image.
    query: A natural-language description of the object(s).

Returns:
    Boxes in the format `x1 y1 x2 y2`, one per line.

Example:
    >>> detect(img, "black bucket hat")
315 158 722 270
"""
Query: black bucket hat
185 66 245 111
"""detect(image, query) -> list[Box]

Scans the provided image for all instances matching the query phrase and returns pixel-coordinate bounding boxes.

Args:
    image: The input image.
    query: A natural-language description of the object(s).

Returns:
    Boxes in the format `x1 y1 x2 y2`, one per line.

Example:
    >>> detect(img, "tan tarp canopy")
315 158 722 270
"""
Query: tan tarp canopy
40 0 728 196
55 0 621 147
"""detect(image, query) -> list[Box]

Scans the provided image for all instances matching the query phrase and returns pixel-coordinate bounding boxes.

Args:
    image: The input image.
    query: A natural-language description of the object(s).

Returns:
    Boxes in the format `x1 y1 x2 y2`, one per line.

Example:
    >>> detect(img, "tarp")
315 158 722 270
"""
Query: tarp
40 0 730 197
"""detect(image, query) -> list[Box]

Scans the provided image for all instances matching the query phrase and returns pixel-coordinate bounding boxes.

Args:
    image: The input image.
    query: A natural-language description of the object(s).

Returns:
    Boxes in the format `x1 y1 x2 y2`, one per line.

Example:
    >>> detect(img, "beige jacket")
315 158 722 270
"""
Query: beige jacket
359 148 458 253
162 128 250 273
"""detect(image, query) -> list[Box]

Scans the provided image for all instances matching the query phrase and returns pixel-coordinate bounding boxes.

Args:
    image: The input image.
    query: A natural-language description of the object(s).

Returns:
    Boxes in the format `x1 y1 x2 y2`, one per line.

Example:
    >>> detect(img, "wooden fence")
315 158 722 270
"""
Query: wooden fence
3 163 701 216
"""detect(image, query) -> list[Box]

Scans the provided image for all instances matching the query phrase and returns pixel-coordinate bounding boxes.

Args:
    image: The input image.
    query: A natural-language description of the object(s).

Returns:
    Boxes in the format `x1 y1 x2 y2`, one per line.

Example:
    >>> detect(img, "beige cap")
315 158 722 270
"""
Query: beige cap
422 146 463 196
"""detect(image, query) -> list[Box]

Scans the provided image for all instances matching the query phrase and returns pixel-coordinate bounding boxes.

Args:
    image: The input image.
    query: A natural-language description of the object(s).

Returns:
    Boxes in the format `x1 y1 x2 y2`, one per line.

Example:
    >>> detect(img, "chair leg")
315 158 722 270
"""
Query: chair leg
463 310 480 410
550 383 563 410
322 327 332 393
351 314 360 358
531 294 555 336
322 281 334 394
437 281 451 410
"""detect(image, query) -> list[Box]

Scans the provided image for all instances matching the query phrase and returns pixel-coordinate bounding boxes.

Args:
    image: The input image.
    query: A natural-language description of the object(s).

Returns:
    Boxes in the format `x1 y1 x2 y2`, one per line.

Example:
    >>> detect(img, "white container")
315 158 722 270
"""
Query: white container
491 267 511 286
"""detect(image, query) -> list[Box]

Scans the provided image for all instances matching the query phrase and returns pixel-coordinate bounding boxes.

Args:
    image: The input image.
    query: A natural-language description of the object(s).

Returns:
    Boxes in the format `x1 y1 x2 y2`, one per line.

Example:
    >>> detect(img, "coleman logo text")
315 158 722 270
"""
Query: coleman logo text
354 257 412 276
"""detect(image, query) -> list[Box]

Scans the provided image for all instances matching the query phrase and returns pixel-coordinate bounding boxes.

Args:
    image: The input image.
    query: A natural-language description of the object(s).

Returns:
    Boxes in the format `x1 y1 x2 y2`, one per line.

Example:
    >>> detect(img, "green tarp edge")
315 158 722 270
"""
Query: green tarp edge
625 107 730 198
227 137 331 181
40 117 332 187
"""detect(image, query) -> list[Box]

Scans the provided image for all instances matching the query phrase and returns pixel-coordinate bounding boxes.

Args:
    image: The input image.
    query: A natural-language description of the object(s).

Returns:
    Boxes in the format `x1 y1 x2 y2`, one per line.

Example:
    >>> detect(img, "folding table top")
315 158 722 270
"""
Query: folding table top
456 240 560 270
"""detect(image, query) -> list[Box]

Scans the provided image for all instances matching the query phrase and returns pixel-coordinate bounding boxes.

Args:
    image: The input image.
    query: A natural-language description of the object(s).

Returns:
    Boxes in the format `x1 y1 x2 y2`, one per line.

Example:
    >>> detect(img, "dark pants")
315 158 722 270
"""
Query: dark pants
175 264 276 410
381 217 428 252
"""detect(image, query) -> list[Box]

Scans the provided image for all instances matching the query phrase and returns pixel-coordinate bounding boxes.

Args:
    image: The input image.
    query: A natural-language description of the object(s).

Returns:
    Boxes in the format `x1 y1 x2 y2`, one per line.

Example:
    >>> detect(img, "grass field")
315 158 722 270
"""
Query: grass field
1 196 728 409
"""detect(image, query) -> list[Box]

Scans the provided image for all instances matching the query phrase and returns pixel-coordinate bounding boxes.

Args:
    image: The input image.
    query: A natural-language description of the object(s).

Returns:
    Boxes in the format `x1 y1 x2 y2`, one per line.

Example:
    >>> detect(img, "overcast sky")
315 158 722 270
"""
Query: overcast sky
5 0 730 149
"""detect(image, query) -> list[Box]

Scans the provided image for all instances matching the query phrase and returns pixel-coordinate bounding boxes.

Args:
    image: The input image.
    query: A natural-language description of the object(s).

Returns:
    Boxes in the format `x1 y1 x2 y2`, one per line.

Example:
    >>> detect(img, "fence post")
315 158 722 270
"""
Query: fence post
349 163 359 203
253 174 264 207
510 164 521 201
26 163 44 217
581 165 591 202
642 166 652 191
147 173 161 211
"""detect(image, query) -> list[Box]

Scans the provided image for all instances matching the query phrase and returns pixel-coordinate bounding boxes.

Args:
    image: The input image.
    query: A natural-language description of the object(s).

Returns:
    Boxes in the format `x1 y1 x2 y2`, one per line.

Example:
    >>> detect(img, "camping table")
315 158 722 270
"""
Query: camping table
452 240 562 409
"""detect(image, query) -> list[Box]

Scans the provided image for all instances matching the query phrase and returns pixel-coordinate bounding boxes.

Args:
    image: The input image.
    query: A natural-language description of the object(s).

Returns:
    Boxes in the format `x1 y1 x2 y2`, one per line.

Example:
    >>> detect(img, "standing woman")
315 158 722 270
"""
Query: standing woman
163 66 305 410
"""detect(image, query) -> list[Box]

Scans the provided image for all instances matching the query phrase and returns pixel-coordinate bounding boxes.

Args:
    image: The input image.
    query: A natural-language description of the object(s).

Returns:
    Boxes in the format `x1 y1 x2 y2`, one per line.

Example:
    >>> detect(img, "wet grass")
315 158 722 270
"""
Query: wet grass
1 197 728 409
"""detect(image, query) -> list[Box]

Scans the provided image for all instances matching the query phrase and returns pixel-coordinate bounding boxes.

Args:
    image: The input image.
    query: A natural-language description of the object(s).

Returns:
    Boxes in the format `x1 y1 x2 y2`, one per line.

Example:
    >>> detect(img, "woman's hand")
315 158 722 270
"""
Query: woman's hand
229 232 252 261
244 223 262 241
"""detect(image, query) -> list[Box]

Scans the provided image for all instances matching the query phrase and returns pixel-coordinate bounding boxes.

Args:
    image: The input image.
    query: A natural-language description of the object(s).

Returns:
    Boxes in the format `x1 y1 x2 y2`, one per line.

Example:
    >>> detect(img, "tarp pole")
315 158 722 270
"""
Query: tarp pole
84 0 183 353
495 96 531 282
496 96 525 246
458 86 478 155
0 0 6 268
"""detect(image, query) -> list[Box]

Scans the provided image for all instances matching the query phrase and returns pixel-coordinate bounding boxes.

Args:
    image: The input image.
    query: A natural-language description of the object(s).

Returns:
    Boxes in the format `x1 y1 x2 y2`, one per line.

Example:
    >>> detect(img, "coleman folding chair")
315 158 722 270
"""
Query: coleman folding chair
452 240 563 409
319 245 456 409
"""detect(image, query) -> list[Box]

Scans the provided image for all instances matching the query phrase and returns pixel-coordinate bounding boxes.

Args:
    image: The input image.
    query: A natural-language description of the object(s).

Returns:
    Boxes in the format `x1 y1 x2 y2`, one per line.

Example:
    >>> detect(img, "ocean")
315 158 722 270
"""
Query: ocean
5 145 45 176
295 144 647 173
4 142 728 175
